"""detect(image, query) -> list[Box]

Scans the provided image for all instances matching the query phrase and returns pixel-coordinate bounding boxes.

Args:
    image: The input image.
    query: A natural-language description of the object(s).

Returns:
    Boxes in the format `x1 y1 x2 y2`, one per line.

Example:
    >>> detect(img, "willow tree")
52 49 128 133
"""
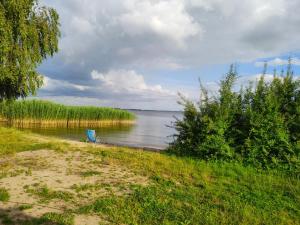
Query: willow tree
0 0 60 101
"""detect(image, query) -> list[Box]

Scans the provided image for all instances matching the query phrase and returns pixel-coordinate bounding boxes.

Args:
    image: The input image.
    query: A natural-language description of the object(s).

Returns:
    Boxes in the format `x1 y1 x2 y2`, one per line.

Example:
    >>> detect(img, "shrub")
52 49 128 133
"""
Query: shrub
170 61 300 171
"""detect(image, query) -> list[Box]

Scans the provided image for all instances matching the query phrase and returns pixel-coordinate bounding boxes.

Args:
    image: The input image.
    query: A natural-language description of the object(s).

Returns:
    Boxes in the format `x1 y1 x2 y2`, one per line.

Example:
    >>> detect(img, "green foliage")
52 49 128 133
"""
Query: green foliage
170 62 300 171
0 0 60 100
0 187 10 202
0 99 135 122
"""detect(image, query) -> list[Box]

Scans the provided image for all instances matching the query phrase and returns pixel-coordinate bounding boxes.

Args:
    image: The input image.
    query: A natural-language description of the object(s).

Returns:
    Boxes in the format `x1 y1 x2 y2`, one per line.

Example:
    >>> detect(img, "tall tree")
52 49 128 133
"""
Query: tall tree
0 0 60 101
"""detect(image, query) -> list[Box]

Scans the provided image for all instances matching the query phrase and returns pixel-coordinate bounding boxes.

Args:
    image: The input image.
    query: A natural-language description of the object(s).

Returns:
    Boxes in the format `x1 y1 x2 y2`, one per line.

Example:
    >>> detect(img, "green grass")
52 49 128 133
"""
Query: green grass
0 187 10 202
25 185 74 203
1 212 75 225
0 127 299 225
77 148 300 224
80 170 102 177
0 127 68 156
39 212 74 225
18 204 33 211
0 99 135 124
0 213 13 225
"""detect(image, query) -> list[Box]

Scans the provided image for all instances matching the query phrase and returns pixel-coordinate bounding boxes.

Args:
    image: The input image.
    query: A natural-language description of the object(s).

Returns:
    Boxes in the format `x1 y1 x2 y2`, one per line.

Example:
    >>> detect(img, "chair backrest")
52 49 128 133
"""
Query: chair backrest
86 129 96 143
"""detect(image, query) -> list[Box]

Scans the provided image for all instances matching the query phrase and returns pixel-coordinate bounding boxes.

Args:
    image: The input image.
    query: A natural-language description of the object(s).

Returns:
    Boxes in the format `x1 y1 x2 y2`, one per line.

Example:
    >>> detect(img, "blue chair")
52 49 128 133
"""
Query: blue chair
86 130 97 143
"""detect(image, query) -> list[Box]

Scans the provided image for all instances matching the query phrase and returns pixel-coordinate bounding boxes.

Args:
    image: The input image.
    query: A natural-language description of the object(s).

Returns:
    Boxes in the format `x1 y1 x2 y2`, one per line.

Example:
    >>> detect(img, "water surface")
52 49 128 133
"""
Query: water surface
1 110 182 149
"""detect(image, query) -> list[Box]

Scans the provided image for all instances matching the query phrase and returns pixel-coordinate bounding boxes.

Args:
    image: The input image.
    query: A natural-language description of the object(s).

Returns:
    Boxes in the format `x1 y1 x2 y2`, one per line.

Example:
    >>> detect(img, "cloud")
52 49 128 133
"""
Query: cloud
41 0 300 74
37 0 300 109
237 74 275 85
120 0 201 48
91 69 175 96
43 76 90 92
38 70 178 110
255 57 300 67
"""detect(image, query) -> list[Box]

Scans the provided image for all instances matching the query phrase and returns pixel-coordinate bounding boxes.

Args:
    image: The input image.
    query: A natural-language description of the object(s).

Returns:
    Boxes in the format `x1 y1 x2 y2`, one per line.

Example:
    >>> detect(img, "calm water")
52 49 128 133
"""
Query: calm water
2 110 182 149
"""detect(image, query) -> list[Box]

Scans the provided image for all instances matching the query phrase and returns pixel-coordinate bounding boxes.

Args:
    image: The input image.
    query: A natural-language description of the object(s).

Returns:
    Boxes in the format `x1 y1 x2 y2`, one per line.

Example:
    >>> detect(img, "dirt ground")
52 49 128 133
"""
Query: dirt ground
0 148 149 224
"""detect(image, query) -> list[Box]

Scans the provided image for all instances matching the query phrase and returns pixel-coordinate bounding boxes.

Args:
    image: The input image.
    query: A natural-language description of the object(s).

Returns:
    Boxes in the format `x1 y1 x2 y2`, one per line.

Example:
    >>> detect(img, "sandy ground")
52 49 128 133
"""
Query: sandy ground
0 148 148 224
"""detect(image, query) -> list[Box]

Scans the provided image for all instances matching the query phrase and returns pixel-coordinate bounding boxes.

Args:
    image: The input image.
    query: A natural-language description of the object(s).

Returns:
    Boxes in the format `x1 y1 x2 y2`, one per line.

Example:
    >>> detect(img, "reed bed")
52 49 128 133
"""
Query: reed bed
0 100 135 127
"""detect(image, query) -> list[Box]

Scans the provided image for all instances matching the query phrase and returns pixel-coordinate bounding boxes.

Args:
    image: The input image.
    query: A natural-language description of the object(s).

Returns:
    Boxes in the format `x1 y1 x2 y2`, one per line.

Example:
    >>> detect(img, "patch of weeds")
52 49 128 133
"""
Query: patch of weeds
80 170 102 177
71 184 95 192
118 185 127 192
25 185 74 202
18 204 33 211
9 169 25 177
24 212 74 225
40 212 74 225
0 187 10 202
25 168 32 176
71 183 111 193
79 138 87 143
0 172 8 179
0 213 13 225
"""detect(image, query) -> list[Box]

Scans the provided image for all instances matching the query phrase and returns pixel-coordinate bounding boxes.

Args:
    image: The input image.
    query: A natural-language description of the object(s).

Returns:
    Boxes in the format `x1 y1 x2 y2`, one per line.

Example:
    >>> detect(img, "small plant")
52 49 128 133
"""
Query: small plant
18 204 33 211
80 170 102 177
0 188 10 202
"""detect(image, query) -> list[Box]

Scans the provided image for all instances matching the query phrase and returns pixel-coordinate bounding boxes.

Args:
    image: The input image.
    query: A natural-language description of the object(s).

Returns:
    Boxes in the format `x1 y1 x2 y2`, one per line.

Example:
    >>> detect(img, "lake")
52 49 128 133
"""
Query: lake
1 110 182 149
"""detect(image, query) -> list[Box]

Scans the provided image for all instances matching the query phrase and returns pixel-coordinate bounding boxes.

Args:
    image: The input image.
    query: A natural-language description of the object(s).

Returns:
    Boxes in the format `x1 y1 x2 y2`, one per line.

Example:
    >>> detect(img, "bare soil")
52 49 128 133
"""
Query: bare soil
0 149 148 224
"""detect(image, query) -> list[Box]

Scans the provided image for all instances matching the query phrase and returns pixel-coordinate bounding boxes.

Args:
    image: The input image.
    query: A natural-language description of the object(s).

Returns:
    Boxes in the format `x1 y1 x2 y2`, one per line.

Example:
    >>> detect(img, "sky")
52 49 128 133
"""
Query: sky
36 0 300 111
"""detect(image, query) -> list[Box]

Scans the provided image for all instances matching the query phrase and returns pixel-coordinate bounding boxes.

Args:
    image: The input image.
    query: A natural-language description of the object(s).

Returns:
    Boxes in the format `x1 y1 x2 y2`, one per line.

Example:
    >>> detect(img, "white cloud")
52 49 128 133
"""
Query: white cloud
255 57 300 67
120 0 201 47
42 0 300 69
38 0 300 110
238 74 275 85
91 69 175 96
42 76 90 92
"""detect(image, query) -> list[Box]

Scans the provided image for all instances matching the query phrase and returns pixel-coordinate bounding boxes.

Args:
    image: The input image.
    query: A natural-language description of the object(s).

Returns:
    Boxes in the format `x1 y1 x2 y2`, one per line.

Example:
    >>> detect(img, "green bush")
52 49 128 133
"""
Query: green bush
170 61 300 171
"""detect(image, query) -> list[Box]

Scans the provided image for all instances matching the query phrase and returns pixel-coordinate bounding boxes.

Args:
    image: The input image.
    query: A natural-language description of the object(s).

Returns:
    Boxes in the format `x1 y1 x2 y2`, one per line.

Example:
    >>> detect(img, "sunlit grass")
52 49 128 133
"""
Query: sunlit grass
0 127 69 156
0 127 299 225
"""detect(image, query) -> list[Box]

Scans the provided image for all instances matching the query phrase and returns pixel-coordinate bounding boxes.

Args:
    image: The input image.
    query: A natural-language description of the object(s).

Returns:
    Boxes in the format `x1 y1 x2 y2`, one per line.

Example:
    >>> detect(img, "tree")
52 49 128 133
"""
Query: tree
0 0 60 101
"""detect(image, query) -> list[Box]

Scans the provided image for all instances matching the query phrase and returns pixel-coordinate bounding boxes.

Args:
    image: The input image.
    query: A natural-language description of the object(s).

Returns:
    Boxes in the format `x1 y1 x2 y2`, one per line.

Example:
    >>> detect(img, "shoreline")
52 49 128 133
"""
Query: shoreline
96 141 165 152
0 119 135 128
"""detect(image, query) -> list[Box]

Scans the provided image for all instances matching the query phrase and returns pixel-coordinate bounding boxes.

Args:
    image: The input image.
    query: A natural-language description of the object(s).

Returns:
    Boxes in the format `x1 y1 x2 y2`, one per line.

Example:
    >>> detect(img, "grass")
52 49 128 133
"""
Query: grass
80 170 102 177
25 185 74 203
18 204 33 211
0 212 74 225
0 100 135 127
0 127 68 156
77 149 300 225
0 127 299 225
39 212 75 225
0 188 10 202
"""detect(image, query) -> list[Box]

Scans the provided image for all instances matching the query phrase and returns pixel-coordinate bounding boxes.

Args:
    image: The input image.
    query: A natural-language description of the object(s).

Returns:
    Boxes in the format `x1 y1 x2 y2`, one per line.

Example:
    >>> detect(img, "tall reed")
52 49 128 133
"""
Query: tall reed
0 100 135 127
